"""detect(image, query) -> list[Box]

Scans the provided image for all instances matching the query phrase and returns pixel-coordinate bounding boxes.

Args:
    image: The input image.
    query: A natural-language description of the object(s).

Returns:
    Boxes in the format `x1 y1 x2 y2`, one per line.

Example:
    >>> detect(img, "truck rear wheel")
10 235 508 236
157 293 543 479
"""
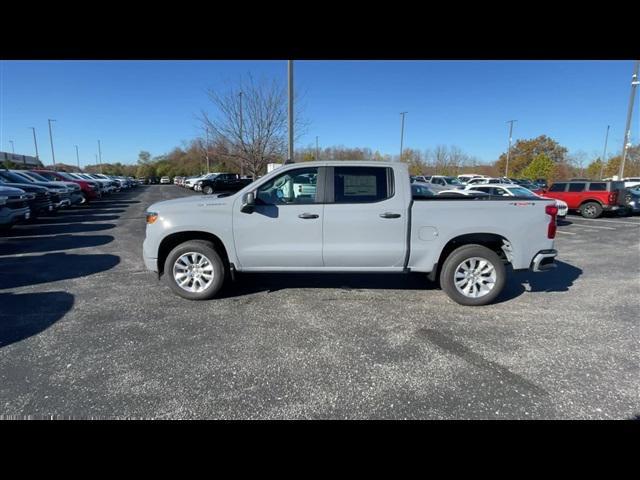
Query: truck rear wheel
439 244 506 306
203 185 213 195
580 201 602 219
164 240 225 300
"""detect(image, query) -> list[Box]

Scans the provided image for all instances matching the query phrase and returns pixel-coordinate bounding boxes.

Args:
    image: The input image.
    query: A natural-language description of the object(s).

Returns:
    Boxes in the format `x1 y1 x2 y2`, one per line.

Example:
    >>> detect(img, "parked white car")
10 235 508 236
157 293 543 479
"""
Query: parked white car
160 176 171 184
457 174 489 184
465 183 568 217
622 177 640 188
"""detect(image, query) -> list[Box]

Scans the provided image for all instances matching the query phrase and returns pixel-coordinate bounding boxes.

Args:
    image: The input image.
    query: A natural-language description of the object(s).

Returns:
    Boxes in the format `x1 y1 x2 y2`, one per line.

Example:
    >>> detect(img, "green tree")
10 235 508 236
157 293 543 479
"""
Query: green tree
519 153 555 182
495 135 568 177
586 158 604 179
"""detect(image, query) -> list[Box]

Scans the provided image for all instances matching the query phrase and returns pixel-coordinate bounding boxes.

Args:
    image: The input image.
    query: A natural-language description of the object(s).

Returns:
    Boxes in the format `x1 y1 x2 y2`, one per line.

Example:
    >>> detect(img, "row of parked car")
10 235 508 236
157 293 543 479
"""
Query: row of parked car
410 173 640 218
172 173 254 195
0 168 139 231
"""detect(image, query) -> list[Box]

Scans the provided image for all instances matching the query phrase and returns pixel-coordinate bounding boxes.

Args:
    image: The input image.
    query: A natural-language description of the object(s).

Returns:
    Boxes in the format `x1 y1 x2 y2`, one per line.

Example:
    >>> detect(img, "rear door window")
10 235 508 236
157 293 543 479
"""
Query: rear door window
334 167 392 203
588 182 607 191
568 183 586 192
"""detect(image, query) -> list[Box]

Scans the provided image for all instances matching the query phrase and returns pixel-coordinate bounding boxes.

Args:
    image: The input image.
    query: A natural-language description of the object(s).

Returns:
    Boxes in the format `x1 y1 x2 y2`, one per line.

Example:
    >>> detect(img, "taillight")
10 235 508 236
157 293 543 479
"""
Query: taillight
545 204 558 239
608 191 617 204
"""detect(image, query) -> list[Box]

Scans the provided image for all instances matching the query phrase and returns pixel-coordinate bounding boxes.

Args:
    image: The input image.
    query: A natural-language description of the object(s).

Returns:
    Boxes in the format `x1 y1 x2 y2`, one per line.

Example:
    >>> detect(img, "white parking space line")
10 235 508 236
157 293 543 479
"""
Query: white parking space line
565 223 616 230
567 217 640 225
557 230 577 235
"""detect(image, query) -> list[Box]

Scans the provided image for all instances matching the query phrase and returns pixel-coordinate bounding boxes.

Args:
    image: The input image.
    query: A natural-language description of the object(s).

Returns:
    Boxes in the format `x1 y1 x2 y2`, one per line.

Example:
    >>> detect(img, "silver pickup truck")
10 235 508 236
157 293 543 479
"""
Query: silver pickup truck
143 161 559 306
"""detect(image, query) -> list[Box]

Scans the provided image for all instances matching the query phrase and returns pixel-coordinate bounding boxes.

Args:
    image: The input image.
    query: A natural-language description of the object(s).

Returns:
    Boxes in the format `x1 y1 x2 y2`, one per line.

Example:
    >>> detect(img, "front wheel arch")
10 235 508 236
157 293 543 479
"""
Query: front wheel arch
157 231 230 277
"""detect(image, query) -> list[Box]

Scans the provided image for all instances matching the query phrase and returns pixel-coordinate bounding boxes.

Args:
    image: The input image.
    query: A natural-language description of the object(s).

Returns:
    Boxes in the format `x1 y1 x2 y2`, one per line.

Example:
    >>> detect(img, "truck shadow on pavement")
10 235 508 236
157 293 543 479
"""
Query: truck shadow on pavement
496 260 583 303
0 291 74 348
28 214 121 224
0 252 120 290
220 272 436 298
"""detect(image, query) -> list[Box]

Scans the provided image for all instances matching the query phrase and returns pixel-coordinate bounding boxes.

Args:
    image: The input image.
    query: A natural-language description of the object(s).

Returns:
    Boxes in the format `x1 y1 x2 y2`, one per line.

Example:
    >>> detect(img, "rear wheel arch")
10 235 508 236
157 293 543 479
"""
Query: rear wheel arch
157 231 230 276
429 233 511 283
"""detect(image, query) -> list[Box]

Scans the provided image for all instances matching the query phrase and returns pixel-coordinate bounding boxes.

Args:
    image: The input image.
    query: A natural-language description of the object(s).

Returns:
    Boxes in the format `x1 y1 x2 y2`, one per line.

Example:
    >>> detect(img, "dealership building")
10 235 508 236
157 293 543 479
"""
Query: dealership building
1 151 43 168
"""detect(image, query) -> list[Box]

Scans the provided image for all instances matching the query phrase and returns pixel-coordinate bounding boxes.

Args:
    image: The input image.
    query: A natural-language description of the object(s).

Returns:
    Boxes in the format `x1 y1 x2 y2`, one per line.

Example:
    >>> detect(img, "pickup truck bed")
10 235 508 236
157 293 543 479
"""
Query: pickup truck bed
143 161 558 306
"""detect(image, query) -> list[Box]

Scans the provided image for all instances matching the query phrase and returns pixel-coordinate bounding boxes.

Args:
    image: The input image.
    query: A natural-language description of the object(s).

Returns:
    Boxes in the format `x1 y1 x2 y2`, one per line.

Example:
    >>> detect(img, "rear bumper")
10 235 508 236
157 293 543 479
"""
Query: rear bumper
530 249 558 272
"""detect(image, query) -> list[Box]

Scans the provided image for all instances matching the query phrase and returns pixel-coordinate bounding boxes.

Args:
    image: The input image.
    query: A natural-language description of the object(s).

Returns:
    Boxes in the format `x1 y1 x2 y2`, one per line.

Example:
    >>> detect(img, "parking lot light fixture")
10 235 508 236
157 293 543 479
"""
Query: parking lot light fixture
505 120 517 177
30 127 39 161
618 60 640 179
48 119 57 168
399 112 408 161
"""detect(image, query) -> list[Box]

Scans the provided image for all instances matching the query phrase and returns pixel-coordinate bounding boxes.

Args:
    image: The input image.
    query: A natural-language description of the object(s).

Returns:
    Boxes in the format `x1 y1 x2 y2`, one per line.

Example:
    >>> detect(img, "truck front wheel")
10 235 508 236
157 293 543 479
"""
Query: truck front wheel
439 244 506 306
164 240 225 300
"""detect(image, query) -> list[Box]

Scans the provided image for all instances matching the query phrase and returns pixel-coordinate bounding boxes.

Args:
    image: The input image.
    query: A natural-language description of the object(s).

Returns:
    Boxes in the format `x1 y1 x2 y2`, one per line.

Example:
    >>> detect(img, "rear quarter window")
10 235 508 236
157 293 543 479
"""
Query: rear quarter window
549 183 567 192
588 182 607 191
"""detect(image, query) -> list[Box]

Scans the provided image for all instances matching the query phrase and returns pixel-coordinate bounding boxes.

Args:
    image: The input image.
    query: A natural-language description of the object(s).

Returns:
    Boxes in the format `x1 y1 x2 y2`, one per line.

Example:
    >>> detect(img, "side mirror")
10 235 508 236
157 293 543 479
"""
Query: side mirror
241 191 255 213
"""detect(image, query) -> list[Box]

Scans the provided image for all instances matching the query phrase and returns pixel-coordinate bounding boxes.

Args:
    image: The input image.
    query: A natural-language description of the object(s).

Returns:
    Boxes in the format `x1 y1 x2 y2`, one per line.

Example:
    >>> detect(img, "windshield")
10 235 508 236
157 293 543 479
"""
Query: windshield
0 170 32 183
507 187 537 197
443 177 462 185
23 171 50 182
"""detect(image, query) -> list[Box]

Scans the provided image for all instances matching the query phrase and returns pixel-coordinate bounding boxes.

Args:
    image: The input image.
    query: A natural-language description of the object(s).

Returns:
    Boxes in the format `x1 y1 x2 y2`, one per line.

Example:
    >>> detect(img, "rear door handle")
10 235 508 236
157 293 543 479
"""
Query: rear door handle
379 212 401 219
298 213 319 219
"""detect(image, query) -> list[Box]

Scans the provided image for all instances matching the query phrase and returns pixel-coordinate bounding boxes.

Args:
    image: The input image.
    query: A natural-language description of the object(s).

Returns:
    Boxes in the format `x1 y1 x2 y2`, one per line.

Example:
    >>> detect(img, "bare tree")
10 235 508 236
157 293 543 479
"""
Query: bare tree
200 75 307 179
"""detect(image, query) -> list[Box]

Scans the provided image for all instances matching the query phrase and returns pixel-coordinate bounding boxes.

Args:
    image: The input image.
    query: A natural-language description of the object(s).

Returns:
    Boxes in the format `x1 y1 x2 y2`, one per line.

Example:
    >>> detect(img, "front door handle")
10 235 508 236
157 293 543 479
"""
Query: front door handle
298 213 319 219
379 212 401 219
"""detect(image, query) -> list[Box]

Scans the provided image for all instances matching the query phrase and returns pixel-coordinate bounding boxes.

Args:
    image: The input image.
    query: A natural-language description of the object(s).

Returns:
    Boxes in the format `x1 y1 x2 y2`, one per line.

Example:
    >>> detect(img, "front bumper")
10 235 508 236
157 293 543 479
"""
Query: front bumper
142 237 158 273
530 249 558 272
0 206 31 225
53 199 72 209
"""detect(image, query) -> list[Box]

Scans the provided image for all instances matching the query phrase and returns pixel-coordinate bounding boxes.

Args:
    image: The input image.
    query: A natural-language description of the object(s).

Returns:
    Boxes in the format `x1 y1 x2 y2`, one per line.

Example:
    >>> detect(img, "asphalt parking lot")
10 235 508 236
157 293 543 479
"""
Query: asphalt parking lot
1 185 638 419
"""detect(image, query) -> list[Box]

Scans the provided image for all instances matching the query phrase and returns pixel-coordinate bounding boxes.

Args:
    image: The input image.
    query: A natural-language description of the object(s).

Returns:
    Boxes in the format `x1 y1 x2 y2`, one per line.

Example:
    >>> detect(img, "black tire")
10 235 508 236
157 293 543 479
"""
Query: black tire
203 186 213 195
439 244 506 306
580 201 603 219
164 240 225 300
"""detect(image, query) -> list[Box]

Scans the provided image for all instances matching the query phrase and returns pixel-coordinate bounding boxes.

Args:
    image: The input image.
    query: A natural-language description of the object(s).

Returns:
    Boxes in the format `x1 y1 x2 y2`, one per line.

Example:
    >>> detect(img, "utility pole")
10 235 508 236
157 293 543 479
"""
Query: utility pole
239 91 244 176
9 140 15 154
30 127 39 162
599 125 610 179
316 136 319 161
97 140 103 174
618 60 640 179
205 127 210 173
287 60 294 164
75 145 80 170
505 119 517 177
48 119 57 168
399 112 408 161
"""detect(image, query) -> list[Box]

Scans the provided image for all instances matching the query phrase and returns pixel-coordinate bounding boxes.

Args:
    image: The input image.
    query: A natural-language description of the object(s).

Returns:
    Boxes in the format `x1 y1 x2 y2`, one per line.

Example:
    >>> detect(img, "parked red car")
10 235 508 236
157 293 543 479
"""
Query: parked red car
32 169 101 203
542 180 631 218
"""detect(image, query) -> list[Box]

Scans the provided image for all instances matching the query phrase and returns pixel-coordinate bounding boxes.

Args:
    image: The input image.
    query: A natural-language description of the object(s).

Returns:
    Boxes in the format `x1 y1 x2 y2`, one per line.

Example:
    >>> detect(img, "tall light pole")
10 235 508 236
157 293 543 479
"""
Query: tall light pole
599 125 610 179
618 60 639 179
97 140 103 173
30 127 39 162
399 112 408 161
48 119 57 168
238 91 244 176
287 60 294 164
205 126 210 173
316 136 319 161
505 119 517 177
9 140 15 154
75 145 80 170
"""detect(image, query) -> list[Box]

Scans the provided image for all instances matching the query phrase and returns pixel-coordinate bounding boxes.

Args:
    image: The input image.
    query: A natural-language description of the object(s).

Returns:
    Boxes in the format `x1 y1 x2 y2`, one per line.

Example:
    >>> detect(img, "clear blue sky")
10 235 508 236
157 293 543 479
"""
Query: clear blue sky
0 60 638 166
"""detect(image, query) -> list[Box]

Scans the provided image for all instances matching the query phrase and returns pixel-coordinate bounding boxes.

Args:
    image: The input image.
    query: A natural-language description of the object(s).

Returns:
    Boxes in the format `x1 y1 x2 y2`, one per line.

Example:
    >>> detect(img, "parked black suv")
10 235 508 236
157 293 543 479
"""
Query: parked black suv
200 175 252 195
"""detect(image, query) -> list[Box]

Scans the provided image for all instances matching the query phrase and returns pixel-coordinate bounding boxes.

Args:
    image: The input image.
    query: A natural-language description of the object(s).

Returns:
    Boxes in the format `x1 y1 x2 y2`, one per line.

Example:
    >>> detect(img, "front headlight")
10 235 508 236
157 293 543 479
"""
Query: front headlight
146 212 159 224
